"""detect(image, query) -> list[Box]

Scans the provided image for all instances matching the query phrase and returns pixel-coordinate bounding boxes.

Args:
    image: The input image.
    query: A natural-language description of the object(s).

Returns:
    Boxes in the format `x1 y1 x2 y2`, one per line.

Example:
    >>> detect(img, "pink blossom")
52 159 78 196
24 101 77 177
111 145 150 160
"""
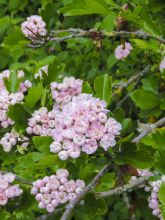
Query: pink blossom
115 42 132 60
0 190 8 206
82 139 98 154
32 169 85 213
21 15 47 39
0 172 22 206
105 118 121 135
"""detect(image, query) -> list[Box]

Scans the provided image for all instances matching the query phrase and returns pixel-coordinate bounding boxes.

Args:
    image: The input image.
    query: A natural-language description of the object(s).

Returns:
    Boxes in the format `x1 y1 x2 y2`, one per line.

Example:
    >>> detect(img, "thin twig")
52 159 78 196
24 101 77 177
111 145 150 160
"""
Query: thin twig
60 162 112 220
113 65 150 92
28 29 165 48
60 116 165 219
96 176 149 198
114 65 150 108
132 117 165 143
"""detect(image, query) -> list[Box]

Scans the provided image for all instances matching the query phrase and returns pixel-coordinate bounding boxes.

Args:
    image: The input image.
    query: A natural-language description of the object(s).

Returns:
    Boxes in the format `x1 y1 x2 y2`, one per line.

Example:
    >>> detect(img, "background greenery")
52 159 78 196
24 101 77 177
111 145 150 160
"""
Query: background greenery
0 0 165 219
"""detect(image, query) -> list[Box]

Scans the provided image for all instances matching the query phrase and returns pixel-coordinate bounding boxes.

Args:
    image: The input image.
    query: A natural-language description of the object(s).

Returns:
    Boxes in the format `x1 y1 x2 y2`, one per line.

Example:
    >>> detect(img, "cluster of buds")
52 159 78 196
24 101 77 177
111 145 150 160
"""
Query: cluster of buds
50 94 121 160
0 130 29 152
0 172 22 206
148 176 165 220
130 169 153 191
51 77 83 107
26 107 56 136
21 15 47 40
31 169 85 213
115 42 132 60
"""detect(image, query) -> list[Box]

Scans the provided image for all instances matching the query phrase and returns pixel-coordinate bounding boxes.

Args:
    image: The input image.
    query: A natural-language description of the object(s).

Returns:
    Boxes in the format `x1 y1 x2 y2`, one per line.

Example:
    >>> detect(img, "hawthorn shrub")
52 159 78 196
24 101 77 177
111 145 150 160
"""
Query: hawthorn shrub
0 0 165 220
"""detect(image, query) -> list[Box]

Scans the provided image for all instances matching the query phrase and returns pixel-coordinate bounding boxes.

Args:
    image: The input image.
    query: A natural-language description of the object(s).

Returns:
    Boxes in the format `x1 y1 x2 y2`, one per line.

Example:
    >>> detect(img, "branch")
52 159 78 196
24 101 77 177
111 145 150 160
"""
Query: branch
60 162 112 220
132 117 165 143
113 65 150 92
96 176 149 198
113 65 150 108
60 116 165 219
28 29 165 48
1 171 32 186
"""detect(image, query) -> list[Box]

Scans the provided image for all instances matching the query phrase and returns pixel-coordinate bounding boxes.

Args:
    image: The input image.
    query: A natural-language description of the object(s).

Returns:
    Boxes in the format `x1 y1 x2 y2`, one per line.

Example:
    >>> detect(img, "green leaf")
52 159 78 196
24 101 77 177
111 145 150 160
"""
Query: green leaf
154 151 165 174
94 74 112 105
160 205 165 219
84 193 107 215
7 104 30 133
131 39 158 52
74 193 107 219
121 118 132 135
44 58 61 85
4 69 19 93
32 136 53 153
3 27 24 46
0 208 10 220
141 129 165 150
0 16 10 35
32 155 63 169
82 81 93 94
100 13 116 31
113 108 125 123
158 183 165 205
116 144 154 169
8 0 28 11
14 152 45 172
118 132 134 144
130 89 160 110
24 83 43 109
95 173 115 192
139 8 160 35
60 0 110 16
141 78 159 94
15 153 62 172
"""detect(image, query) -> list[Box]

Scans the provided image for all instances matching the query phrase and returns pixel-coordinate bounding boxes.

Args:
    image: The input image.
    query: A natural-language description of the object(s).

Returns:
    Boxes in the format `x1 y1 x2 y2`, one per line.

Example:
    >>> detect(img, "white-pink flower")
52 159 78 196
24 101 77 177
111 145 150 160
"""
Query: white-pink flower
115 42 132 60
31 169 85 213
0 172 22 206
21 15 47 39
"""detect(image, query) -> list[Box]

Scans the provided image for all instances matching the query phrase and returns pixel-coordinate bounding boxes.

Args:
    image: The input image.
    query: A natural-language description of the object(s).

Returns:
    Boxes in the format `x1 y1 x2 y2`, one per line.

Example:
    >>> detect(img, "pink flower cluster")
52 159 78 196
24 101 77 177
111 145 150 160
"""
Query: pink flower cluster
160 57 165 71
137 169 153 177
0 172 22 206
0 130 29 152
19 80 32 93
26 107 56 136
50 94 121 160
51 77 83 107
0 90 24 128
0 69 32 129
115 42 132 60
21 15 47 39
31 169 85 213
148 176 165 220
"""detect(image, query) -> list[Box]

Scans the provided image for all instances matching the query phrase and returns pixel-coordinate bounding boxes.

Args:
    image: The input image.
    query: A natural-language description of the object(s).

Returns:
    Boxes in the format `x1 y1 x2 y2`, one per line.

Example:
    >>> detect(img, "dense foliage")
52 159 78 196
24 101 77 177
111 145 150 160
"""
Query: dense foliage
0 0 165 219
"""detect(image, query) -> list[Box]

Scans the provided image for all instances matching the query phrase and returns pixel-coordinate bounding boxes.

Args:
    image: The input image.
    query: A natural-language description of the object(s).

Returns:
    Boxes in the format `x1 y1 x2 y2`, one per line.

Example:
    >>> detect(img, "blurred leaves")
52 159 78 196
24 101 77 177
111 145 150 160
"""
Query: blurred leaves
60 0 112 16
